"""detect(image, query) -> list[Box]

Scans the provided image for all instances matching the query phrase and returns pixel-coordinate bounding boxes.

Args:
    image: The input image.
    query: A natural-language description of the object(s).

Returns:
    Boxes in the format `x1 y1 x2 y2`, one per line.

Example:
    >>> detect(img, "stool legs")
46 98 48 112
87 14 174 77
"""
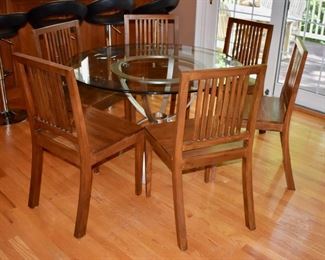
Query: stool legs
104 24 121 46
105 25 112 46
0 56 27 125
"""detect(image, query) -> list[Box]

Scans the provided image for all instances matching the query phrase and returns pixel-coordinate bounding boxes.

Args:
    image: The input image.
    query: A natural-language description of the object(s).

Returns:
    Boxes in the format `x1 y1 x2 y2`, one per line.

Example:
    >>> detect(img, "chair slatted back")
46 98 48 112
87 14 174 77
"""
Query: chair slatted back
33 20 82 65
223 17 273 65
175 65 266 152
280 38 308 115
14 53 87 145
124 14 179 45
124 14 179 117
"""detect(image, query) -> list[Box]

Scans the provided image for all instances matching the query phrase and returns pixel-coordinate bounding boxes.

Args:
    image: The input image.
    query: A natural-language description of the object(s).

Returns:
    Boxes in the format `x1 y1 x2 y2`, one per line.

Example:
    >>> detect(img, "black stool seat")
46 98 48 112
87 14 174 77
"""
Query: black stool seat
86 0 134 25
132 0 179 14
27 0 87 29
0 13 27 39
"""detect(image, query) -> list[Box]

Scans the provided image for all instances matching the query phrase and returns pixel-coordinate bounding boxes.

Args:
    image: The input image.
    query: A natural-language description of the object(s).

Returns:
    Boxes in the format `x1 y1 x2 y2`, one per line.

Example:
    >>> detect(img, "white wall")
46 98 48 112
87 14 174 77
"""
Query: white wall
172 0 196 45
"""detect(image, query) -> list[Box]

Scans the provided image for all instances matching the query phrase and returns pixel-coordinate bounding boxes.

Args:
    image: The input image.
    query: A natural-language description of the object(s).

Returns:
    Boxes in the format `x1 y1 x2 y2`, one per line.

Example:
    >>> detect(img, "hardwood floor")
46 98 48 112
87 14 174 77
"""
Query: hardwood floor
0 103 324 259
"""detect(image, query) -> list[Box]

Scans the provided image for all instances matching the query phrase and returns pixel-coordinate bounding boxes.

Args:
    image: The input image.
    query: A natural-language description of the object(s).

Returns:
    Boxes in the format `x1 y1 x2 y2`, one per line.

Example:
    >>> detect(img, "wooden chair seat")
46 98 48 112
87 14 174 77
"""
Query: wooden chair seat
146 120 244 168
244 95 285 131
35 108 142 165
85 108 142 154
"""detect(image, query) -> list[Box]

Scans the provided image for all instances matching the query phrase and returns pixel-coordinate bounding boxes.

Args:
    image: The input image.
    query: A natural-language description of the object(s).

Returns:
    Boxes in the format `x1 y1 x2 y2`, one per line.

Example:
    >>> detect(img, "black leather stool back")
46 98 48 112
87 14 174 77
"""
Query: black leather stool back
0 13 27 39
86 0 134 25
27 0 87 29
86 0 133 46
132 0 180 14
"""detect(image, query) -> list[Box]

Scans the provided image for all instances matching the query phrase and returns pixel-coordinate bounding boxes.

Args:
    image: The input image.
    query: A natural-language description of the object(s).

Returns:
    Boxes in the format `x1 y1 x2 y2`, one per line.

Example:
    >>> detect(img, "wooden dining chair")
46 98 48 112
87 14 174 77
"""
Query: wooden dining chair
223 17 273 66
223 17 273 95
14 52 144 238
144 64 267 250
242 38 308 190
221 16 274 139
124 14 179 121
124 14 179 45
32 20 121 109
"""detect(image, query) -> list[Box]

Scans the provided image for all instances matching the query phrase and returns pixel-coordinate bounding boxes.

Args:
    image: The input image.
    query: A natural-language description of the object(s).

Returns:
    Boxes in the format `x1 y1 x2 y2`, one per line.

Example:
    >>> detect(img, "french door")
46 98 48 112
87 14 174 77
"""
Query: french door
195 0 325 113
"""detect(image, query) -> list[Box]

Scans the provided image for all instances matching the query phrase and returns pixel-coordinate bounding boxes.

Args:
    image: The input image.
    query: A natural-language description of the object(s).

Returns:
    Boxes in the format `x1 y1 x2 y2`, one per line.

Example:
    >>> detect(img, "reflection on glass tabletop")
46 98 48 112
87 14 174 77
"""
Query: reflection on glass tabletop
69 44 241 94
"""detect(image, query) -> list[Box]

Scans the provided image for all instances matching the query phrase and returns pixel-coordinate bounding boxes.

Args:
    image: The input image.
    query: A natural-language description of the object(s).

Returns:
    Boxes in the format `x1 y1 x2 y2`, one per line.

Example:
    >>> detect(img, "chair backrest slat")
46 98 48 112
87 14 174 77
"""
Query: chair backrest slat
224 17 273 65
124 14 179 45
176 65 266 153
33 20 82 65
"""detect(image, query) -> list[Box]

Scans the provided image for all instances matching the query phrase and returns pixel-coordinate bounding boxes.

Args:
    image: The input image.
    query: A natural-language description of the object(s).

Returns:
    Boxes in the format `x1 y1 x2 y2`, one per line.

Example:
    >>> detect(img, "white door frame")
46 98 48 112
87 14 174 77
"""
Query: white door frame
195 0 219 49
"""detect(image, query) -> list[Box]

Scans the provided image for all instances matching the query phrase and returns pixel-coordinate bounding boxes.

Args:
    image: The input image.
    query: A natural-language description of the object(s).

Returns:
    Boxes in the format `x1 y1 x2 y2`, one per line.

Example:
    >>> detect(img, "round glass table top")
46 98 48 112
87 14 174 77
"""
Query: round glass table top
70 44 241 94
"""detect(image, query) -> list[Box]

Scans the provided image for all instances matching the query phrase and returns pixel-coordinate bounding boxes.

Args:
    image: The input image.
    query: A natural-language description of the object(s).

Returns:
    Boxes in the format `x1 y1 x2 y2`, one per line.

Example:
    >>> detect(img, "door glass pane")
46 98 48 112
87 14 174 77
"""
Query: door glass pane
278 0 325 98
299 60 322 93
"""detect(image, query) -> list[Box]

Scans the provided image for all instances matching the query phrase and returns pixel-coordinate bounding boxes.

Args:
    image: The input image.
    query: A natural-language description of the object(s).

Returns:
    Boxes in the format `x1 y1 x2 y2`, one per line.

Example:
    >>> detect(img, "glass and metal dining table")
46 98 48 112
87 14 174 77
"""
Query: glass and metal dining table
69 44 241 123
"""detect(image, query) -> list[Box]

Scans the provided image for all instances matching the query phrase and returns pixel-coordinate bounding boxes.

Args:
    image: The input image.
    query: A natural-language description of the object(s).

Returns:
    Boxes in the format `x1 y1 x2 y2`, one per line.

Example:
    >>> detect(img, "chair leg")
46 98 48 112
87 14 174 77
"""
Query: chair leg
169 94 190 118
171 167 188 250
204 166 216 183
135 133 144 196
74 164 93 238
28 142 44 208
169 94 177 116
93 166 100 174
124 98 136 123
280 131 295 190
145 140 152 197
242 157 256 230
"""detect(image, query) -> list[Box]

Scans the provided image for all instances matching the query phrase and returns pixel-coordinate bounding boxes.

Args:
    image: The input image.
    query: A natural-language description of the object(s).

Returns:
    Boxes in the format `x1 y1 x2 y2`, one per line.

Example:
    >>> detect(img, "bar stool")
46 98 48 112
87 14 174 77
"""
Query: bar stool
132 0 180 14
27 0 87 29
86 0 134 46
0 13 27 125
